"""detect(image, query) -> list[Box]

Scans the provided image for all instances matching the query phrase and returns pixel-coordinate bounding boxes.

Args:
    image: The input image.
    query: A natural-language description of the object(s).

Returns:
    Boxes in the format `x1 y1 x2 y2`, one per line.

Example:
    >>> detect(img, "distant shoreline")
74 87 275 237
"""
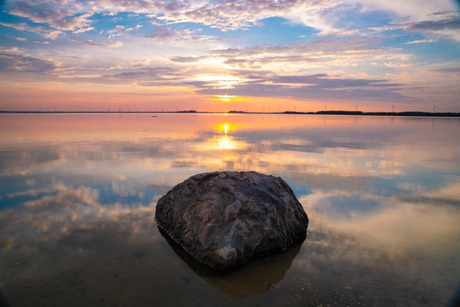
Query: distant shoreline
1 110 459 117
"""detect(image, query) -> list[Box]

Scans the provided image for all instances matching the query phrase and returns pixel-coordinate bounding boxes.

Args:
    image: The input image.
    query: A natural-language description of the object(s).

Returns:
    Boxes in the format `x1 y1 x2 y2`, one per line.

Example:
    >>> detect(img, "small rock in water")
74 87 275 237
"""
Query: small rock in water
155 171 309 270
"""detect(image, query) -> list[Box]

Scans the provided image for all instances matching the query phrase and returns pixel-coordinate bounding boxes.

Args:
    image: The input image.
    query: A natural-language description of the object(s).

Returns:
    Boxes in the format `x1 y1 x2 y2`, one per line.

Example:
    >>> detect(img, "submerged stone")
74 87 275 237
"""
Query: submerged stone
155 171 309 270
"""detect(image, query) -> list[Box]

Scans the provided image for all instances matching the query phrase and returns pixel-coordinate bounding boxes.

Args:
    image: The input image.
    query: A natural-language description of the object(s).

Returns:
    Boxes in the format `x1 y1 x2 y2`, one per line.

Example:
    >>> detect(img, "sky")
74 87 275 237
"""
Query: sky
0 0 459 112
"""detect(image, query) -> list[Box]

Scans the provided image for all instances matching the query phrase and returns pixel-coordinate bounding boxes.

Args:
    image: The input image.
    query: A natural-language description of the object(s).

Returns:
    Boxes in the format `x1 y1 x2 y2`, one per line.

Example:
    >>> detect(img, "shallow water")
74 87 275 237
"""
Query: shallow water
1 113 459 306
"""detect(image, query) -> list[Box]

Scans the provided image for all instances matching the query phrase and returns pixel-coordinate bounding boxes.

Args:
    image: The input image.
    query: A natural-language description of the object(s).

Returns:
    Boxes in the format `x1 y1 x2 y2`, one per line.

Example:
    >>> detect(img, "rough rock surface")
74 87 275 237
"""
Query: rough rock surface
155 171 309 270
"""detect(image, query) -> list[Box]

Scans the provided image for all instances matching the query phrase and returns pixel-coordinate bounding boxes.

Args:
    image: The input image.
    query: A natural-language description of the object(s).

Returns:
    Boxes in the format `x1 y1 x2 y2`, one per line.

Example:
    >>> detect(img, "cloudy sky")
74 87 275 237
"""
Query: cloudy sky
0 0 459 112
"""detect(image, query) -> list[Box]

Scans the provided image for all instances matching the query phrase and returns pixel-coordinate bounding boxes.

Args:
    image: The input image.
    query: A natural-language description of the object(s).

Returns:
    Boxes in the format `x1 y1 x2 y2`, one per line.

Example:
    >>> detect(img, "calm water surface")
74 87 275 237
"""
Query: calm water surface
1 114 459 306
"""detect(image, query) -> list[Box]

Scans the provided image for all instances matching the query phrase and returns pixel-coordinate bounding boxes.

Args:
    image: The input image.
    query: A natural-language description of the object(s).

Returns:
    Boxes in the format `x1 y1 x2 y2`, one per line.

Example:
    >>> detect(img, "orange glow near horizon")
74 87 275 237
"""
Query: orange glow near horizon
215 95 237 102
1 82 448 113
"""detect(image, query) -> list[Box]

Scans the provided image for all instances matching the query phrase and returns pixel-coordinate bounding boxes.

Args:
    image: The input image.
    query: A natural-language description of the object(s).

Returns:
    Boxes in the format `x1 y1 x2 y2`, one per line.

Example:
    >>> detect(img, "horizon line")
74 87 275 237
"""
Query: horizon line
1 110 460 117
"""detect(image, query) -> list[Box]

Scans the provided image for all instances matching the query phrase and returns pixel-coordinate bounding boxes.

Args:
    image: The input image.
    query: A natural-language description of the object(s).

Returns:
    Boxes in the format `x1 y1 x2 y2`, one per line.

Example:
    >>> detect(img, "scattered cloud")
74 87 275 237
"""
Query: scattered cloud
406 17 460 31
432 67 460 75
0 21 62 39
108 25 126 37
83 39 123 48
404 16 460 41
3 0 459 42
196 76 411 103
12 36 27 42
0 47 58 73
10 2 94 33
344 0 457 23
145 26 218 41
66 66 183 86
108 24 142 38
169 56 207 63
369 25 402 32
126 24 143 33
369 15 460 42
145 27 181 39
405 39 435 44
0 0 459 110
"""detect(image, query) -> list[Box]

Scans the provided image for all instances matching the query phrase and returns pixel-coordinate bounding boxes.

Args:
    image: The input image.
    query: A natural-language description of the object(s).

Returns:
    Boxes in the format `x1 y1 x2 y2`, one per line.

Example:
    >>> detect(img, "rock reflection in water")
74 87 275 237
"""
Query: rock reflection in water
159 228 303 299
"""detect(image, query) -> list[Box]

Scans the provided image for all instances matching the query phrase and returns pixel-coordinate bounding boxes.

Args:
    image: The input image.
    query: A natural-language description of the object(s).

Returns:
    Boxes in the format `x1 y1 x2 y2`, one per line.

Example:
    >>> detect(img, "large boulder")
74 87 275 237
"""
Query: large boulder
155 171 309 270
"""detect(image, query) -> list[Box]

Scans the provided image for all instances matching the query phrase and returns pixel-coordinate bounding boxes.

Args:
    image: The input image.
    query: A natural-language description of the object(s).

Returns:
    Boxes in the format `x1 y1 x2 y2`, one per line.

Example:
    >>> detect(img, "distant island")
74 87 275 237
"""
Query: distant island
1 110 459 117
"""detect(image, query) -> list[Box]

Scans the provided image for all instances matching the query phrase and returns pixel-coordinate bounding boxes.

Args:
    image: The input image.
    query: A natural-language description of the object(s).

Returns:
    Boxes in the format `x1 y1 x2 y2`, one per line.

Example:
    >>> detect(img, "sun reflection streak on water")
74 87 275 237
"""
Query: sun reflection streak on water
217 122 236 150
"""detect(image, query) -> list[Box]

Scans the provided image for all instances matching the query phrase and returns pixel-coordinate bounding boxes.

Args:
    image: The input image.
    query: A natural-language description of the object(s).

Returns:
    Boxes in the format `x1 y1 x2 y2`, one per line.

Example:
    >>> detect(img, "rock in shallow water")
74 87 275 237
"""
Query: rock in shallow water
155 171 309 270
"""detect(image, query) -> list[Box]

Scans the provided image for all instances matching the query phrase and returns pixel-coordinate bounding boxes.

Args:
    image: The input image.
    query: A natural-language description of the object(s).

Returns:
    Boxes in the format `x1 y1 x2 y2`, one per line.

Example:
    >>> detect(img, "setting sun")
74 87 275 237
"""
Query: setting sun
215 95 237 102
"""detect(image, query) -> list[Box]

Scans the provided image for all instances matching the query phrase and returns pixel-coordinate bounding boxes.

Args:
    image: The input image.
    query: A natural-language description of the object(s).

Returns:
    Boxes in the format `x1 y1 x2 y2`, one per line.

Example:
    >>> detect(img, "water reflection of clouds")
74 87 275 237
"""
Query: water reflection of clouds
296 193 460 305
301 191 460 275
2 184 458 305
1 184 157 255
1 115 459 305
2 115 459 239
2 115 459 215
398 176 460 207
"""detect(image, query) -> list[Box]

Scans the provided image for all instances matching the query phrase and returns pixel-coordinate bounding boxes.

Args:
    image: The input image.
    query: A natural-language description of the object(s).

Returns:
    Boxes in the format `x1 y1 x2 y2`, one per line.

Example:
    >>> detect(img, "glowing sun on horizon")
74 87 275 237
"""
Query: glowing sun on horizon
215 95 237 102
